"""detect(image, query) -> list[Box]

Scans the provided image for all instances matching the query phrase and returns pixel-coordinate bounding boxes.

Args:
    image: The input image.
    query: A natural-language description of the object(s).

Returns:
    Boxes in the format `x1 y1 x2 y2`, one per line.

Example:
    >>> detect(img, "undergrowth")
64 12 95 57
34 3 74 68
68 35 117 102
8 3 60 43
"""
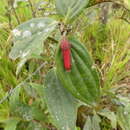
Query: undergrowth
0 0 130 130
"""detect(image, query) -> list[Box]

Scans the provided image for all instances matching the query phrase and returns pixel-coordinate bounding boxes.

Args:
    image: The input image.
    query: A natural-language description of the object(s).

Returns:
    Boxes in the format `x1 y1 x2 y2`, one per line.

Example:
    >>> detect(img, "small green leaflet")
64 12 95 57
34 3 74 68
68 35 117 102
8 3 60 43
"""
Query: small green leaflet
55 0 89 21
44 69 77 130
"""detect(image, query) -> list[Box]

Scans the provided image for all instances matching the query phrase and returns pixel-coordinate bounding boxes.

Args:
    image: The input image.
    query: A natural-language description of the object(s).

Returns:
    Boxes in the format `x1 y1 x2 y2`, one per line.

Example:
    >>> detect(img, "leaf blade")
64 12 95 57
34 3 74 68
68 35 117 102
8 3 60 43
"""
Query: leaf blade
44 69 77 130
55 0 89 21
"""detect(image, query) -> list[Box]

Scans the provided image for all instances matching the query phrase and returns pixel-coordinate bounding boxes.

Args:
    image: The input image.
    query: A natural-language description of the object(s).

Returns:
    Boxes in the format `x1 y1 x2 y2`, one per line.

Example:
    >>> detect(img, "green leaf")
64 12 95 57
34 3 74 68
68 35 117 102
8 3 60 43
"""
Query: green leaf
83 114 101 130
55 0 89 21
30 83 45 98
9 86 21 111
9 18 58 60
13 0 28 8
9 18 58 74
16 58 27 75
11 102 45 122
31 106 47 121
117 103 130 130
4 118 19 130
83 116 92 130
44 69 77 130
26 121 47 130
30 83 47 109
98 108 117 129
92 114 101 130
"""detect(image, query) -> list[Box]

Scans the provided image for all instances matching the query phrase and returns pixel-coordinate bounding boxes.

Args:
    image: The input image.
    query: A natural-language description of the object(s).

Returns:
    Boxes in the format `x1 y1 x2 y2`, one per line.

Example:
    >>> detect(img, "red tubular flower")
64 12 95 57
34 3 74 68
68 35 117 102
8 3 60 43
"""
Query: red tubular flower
60 37 71 72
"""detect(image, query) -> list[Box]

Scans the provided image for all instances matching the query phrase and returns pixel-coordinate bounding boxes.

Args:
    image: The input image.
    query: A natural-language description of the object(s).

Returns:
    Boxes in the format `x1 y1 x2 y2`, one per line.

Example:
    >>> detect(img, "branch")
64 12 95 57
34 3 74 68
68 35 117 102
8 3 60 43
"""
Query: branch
48 36 58 43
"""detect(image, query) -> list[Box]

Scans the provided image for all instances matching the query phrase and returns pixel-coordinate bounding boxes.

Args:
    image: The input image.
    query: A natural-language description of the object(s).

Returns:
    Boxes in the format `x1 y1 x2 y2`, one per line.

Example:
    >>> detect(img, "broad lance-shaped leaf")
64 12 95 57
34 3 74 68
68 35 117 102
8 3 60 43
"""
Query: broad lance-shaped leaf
9 17 58 60
9 18 58 74
44 69 77 130
55 0 89 21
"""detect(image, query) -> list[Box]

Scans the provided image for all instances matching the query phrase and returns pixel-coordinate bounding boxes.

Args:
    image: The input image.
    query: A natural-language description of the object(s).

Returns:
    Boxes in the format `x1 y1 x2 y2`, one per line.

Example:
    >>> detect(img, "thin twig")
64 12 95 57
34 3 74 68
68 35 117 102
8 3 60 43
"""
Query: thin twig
9 1 20 24
7 11 13 30
28 0 36 17
48 36 58 43
5 6 13 30
12 7 20 24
